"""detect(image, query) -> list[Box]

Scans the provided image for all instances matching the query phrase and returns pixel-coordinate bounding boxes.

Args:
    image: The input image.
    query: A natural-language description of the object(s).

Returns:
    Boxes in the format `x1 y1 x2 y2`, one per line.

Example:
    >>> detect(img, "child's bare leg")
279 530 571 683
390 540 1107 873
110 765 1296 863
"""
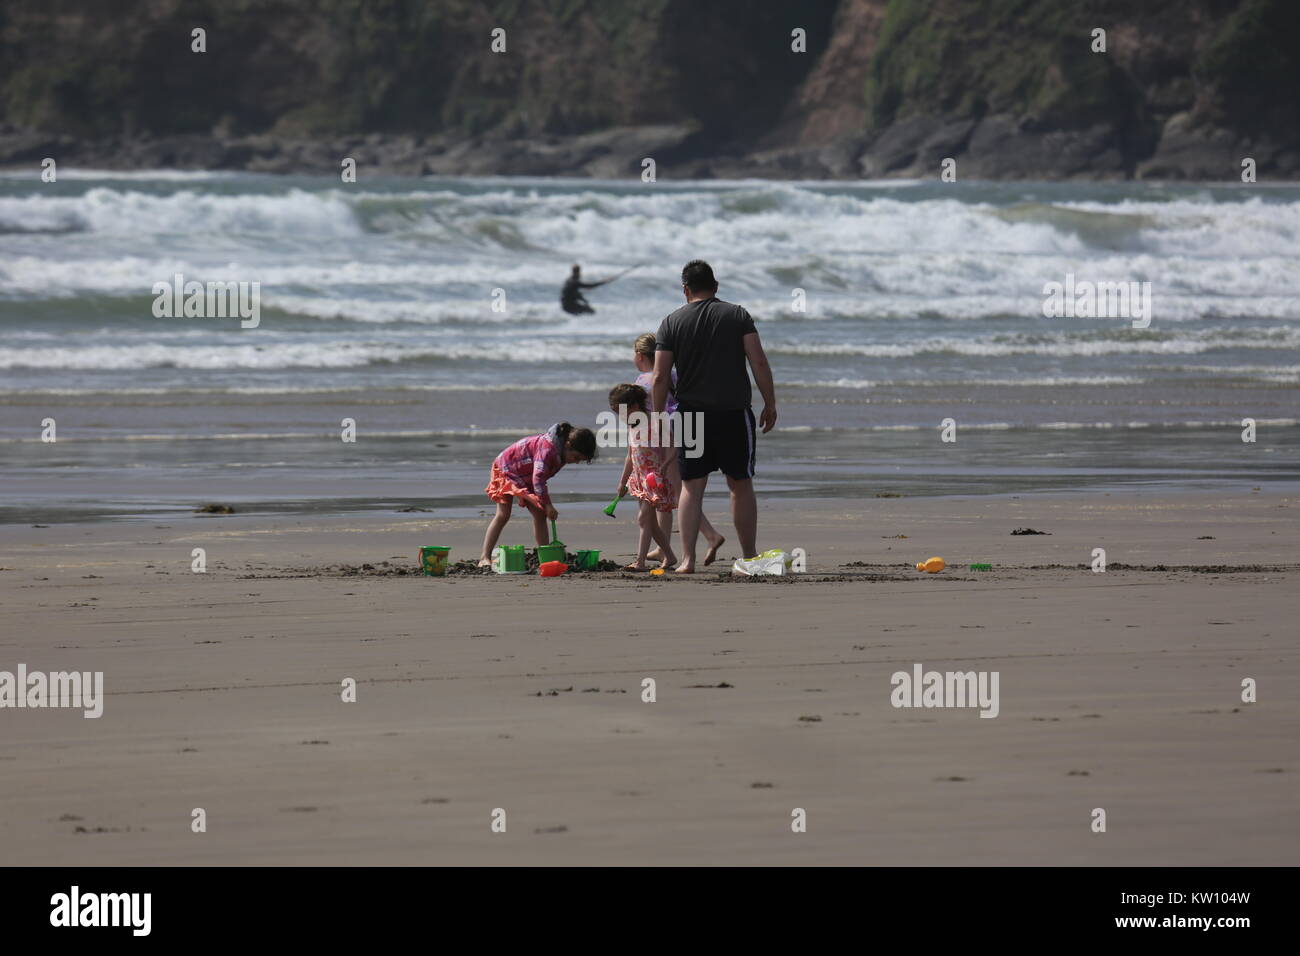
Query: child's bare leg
524 501 548 546
649 454 681 561
625 503 653 570
479 500 512 564
644 502 677 569
647 509 672 562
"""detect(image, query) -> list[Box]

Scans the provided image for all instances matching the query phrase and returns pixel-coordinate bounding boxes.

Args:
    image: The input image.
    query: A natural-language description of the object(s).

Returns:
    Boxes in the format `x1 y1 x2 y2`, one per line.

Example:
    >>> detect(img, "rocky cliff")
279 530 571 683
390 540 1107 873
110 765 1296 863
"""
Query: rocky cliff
1 0 1296 179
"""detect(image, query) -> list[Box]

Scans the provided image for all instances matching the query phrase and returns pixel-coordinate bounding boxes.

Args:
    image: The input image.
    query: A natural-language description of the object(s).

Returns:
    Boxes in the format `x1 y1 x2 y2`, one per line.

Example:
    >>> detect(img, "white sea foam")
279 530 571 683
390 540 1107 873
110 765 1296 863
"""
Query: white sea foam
2 179 1298 410
0 187 361 239
0 381 620 397
0 339 619 369
785 375 1148 388
2 325 1293 370
3 184 1299 326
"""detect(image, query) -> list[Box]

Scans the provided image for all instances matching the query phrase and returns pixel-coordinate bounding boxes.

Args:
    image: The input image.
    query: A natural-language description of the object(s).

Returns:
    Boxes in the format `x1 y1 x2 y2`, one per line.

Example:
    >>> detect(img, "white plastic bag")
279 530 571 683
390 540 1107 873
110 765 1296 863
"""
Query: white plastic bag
732 549 789 576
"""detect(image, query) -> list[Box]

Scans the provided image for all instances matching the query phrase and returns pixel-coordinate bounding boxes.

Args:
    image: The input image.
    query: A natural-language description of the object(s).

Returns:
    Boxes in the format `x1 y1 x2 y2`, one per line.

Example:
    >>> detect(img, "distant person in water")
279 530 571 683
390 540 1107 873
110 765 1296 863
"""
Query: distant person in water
561 264 607 314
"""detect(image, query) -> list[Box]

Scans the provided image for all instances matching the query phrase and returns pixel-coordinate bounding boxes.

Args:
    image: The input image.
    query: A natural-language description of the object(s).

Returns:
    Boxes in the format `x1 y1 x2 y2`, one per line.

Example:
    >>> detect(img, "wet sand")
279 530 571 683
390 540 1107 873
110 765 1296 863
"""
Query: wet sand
1 490 1296 865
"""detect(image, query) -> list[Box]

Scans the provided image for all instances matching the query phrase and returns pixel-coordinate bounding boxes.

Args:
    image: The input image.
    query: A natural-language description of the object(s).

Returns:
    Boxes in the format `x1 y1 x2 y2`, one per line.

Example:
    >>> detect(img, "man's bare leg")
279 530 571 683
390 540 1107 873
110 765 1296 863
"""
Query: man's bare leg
699 512 725 565
726 475 758 559
651 456 724 564
675 476 708 573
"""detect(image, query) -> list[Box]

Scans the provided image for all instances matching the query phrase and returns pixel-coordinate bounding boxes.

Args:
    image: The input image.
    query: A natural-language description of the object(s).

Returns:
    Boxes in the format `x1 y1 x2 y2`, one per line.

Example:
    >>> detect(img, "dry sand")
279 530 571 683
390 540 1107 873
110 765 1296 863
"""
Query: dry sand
1 490 1297 865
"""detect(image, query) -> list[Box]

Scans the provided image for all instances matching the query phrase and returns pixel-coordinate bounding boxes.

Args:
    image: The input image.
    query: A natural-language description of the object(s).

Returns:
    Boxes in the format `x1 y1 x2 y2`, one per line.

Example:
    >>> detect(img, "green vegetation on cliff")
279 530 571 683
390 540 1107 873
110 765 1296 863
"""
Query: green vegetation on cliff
0 0 833 143
862 0 1297 136
0 0 1295 177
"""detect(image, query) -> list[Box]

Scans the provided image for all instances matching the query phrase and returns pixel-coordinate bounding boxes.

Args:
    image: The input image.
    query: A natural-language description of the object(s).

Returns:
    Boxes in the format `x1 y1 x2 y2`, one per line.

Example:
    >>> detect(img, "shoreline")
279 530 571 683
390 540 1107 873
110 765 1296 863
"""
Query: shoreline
6 476 1300 527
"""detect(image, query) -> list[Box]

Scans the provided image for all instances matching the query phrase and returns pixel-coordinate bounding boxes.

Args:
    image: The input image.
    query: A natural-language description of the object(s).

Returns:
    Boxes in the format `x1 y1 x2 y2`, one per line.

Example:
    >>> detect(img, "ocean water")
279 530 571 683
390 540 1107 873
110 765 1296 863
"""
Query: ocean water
1 171 1297 521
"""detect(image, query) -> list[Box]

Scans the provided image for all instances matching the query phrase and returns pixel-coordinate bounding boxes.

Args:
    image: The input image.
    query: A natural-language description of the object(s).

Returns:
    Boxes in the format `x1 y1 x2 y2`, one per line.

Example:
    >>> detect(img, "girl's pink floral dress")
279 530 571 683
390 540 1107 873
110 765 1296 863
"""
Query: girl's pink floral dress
486 425 564 510
626 421 676 513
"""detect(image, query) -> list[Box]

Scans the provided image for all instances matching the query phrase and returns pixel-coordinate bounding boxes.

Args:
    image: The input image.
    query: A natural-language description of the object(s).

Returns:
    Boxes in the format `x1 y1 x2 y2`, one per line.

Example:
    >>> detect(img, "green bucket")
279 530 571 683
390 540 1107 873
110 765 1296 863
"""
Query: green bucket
535 543 566 565
420 546 451 576
492 545 528 574
573 549 601 570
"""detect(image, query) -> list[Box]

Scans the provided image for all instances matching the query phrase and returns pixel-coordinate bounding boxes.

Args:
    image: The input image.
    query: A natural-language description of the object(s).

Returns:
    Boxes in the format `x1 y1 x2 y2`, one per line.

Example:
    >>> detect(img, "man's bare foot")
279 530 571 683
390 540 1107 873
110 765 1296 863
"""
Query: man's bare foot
674 559 695 574
702 535 725 566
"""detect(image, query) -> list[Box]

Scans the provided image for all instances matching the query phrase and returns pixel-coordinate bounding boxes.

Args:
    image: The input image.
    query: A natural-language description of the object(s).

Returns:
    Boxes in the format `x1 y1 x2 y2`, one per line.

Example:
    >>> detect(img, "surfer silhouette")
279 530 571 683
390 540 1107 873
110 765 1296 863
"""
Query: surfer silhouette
561 264 604 314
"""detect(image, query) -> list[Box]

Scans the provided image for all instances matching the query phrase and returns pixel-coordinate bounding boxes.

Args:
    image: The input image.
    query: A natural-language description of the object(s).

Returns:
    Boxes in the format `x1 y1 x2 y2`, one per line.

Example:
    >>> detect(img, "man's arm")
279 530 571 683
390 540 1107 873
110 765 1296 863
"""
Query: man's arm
652 349 673 423
743 332 777 433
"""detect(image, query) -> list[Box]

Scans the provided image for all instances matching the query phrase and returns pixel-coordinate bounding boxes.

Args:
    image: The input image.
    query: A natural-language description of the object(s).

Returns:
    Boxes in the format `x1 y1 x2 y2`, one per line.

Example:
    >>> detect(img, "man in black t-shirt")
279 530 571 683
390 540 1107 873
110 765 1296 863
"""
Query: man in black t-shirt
653 260 777 573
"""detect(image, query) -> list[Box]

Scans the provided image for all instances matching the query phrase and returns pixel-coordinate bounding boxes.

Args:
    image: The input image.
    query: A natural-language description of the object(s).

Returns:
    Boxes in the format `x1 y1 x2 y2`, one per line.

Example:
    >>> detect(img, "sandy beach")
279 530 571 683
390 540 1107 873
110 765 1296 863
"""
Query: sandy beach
2 489 1296 866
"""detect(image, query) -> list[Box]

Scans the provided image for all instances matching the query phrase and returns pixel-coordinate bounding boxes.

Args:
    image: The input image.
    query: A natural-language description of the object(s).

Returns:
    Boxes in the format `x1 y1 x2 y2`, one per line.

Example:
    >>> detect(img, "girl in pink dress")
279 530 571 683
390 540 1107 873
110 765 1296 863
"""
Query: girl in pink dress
609 383 677 571
631 333 725 565
478 422 597 566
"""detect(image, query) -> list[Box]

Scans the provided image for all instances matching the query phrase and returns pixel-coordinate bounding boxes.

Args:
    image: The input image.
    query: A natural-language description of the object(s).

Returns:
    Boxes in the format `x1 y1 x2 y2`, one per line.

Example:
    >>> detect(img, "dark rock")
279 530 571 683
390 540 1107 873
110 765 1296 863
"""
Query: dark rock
961 115 1127 180
0 129 67 166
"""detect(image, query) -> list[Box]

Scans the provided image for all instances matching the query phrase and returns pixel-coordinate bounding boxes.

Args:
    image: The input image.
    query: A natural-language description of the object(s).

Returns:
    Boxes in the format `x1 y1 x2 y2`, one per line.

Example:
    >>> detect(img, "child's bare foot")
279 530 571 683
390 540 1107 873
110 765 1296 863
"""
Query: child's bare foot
646 547 663 562
659 554 678 571
702 534 725 566
624 562 648 571
674 559 695 574
477 557 492 568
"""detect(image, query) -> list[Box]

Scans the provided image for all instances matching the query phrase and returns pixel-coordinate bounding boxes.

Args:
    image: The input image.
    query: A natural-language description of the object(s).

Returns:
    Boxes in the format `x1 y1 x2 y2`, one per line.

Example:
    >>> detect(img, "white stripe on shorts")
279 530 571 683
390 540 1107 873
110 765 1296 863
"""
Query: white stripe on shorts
744 408 756 478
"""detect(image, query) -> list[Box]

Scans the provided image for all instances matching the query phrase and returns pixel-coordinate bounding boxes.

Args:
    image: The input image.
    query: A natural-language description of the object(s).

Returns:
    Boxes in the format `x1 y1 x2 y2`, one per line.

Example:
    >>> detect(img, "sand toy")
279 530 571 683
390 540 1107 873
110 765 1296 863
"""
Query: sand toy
419 546 451 576
535 543 566 564
491 545 528 574
573 549 602 570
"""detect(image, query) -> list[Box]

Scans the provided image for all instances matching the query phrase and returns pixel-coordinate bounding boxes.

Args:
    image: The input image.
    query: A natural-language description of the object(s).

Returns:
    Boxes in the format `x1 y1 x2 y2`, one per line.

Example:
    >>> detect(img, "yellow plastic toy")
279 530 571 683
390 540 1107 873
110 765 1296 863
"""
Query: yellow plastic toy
916 556 946 573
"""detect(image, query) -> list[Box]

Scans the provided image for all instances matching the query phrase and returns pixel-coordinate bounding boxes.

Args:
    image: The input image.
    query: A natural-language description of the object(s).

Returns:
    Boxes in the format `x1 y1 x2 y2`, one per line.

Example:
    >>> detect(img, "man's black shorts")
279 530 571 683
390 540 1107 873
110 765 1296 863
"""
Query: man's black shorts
678 406 756 482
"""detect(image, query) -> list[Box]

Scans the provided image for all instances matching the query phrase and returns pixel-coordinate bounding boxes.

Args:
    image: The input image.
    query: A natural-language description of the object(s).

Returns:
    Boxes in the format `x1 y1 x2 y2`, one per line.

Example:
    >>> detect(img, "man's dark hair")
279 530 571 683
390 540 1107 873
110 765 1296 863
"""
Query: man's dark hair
681 260 717 294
